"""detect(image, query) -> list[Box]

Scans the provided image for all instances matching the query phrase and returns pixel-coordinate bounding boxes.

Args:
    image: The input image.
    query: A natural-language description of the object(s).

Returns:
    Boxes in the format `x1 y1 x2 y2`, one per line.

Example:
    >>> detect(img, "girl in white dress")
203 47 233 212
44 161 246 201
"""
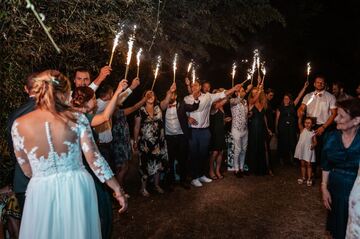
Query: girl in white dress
11 70 127 239
294 117 317 186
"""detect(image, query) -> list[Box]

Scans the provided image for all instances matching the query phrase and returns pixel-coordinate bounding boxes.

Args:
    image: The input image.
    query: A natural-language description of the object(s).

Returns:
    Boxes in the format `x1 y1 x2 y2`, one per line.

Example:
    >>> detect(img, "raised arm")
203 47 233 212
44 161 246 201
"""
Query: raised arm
124 92 151 116
91 80 128 127
185 77 192 94
90 66 112 91
11 121 32 178
294 81 309 106
213 97 228 110
79 114 127 213
117 77 140 106
160 83 176 110
224 84 242 97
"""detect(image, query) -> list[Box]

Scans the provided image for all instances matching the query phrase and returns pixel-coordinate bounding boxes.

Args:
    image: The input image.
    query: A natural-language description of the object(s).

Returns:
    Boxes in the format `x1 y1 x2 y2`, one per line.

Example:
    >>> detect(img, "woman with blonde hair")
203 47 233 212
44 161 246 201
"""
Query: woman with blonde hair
11 70 127 239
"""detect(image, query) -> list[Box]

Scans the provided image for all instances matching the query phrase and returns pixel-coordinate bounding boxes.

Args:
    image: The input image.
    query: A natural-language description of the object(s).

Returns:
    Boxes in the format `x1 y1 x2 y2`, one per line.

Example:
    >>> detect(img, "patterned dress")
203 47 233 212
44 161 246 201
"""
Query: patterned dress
136 106 168 176
112 109 132 167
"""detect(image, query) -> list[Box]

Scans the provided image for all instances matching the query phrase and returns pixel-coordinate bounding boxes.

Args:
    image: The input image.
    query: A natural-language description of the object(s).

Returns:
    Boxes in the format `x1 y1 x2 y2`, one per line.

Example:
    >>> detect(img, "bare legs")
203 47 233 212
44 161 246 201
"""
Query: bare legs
140 172 164 197
209 150 224 179
298 160 312 186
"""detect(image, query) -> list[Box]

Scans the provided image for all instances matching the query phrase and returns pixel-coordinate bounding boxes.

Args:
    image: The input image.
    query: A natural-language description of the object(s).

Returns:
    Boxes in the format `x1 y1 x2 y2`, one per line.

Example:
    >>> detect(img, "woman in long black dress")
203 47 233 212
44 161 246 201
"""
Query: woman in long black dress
276 82 308 164
246 85 272 175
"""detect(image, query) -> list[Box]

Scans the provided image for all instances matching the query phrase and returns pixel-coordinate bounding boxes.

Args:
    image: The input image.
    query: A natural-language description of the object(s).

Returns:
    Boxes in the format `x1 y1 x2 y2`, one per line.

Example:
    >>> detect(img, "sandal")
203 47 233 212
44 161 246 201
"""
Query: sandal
306 179 313 187
209 174 218 180
297 178 305 185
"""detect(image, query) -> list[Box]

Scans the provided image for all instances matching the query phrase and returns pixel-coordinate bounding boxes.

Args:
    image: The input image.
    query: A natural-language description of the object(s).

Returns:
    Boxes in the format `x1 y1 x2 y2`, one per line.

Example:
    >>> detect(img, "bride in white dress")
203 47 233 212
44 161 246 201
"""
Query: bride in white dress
11 70 127 239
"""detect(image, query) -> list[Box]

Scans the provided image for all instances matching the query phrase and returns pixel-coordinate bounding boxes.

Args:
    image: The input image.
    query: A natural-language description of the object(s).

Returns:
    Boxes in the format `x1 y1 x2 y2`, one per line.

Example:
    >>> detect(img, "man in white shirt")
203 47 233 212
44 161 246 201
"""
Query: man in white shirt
184 80 241 187
160 84 200 189
298 76 337 171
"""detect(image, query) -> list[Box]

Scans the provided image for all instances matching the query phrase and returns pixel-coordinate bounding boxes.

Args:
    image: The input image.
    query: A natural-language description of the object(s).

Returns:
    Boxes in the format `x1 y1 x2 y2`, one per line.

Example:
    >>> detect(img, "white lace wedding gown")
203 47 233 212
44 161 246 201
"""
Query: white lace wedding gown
11 113 114 239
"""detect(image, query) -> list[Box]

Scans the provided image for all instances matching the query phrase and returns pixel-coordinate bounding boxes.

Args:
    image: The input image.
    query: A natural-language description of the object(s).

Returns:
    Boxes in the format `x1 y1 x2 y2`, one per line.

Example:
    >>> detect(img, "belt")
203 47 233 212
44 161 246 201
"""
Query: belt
332 168 357 176
191 127 209 130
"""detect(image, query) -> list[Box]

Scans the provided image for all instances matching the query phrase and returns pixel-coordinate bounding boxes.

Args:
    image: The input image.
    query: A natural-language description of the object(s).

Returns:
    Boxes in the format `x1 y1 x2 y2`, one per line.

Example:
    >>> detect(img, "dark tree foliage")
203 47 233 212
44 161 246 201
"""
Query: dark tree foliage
0 0 284 153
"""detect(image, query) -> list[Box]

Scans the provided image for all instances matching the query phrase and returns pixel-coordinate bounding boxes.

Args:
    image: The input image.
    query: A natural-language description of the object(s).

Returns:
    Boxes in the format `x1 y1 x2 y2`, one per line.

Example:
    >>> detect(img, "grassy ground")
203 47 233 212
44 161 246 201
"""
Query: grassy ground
112 162 327 239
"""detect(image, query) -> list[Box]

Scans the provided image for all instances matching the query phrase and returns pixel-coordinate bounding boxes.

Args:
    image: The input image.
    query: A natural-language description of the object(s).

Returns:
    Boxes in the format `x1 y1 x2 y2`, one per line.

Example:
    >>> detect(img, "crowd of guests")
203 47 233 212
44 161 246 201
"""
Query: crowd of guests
0 65 359 239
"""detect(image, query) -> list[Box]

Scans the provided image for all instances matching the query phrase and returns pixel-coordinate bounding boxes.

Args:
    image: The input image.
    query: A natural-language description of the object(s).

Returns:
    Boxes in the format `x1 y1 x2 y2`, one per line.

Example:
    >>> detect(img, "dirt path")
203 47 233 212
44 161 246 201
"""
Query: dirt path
112 165 326 239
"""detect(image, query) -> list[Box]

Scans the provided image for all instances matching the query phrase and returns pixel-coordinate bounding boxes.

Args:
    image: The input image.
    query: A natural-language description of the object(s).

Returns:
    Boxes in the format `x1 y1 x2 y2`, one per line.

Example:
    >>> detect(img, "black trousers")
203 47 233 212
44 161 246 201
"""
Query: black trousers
165 134 189 183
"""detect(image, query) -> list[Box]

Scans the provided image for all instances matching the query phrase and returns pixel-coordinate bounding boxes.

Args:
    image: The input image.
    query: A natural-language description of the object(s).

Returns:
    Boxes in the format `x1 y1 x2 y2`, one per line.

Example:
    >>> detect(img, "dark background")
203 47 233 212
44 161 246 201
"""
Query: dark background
198 0 360 104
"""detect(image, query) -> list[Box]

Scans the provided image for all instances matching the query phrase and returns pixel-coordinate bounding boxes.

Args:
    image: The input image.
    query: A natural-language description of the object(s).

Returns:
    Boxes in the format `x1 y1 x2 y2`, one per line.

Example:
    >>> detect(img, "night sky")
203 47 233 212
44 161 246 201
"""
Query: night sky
200 0 360 104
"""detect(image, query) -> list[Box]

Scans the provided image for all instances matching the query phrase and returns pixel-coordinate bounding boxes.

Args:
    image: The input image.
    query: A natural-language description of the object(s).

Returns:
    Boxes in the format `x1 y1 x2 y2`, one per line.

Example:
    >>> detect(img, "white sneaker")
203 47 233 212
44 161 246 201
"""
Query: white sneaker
199 175 213 183
191 179 203 187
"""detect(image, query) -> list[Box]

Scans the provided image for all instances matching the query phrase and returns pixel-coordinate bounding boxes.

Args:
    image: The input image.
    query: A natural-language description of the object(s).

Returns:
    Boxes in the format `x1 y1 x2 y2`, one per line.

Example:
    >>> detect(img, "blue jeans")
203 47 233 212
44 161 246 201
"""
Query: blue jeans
189 128 211 179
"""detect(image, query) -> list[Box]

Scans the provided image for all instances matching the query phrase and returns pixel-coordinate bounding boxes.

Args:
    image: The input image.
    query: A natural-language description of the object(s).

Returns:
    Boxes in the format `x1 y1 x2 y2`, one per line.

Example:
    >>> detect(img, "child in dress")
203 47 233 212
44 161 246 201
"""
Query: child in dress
294 117 317 186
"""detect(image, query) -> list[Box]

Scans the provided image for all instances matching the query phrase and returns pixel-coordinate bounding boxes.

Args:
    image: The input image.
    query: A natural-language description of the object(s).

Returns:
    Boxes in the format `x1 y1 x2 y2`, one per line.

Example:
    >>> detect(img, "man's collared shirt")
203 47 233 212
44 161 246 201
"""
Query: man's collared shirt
302 90 336 125
184 91 226 128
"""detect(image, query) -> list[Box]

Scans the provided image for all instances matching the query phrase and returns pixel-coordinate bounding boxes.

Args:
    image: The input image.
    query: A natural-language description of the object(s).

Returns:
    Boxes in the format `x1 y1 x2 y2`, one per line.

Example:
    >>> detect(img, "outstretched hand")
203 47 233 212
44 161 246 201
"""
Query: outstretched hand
130 77 140 90
113 192 128 214
116 79 128 93
169 83 177 93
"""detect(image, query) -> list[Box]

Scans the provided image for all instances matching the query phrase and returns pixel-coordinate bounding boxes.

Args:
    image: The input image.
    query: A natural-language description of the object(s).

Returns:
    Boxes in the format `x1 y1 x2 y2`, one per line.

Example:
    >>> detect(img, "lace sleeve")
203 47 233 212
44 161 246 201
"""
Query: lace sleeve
11 121 32 178
78 114 114 183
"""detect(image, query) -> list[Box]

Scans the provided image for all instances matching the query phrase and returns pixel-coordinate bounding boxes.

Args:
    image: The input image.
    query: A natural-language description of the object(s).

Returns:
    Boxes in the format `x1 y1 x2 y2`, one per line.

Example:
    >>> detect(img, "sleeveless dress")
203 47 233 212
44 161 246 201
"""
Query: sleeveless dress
11 113 114 239
277 104 297 157
246 106 267 175
210 110 226 151
294 129 316 162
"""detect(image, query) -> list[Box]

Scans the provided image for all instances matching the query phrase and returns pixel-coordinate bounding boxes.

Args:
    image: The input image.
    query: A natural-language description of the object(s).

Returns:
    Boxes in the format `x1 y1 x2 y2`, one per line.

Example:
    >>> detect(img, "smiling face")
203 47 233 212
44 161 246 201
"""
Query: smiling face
304 118 313 130
283 95 291 106
191 81 201 95
335 107 359 131
202 82 211 93
146 91 156 104
314 77 325 91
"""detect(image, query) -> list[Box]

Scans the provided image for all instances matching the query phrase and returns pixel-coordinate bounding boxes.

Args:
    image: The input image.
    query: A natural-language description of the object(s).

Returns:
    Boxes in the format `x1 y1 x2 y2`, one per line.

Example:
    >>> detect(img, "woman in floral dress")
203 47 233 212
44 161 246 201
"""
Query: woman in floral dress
134 91 168 196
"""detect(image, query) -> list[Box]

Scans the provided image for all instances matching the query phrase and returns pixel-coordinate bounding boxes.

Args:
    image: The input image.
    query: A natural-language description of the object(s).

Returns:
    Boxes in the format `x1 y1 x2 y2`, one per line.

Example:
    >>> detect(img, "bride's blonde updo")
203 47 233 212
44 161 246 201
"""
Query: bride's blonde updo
32 69 74 120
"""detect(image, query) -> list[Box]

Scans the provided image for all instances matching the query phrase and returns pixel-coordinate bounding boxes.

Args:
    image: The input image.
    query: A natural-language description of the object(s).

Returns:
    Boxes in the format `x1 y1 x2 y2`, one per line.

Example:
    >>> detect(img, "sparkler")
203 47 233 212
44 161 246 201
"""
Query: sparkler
187 61 193 75
250 49 259 84
124 25 137 80
108 26 124 67
231 62 237 88
192 67 196 84
136 48 142 78
260 62 266 85
306 62 311 82
173 53 178 83
151 56 162 90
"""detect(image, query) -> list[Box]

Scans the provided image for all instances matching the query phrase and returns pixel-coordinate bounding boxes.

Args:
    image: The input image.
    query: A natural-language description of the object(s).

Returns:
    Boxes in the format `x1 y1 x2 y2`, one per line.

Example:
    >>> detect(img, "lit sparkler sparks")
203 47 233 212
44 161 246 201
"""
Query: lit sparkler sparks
231 62 237 87
173 53 178 83
136 48 142 77
151 56 161 90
